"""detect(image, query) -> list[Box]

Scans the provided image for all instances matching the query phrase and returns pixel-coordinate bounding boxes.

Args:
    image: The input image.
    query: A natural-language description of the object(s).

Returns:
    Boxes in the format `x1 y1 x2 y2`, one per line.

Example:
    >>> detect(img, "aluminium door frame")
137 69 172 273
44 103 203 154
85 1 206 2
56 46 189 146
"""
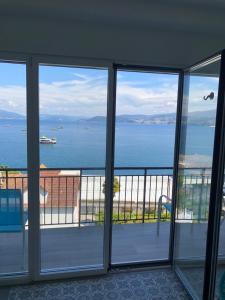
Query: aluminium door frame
32 58 183 273
0 54 31 285
173 50 225 300
30 55 112 281
0 52 113 284
3 49 225 298
109 63 182 268
202 49 225 300
0 50 183 284
173 52 223 300
169 70 184 264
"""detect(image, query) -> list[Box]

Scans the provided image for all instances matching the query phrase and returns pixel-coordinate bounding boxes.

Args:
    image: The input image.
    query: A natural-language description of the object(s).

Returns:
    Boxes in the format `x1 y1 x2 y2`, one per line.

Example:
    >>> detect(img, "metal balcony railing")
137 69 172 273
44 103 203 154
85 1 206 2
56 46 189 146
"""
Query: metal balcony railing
0 167 212 227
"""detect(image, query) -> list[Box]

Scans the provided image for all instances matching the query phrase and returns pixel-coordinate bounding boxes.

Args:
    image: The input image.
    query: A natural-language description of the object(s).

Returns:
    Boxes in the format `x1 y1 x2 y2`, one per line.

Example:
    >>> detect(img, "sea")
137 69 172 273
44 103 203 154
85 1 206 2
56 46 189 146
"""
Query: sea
0 119 215 174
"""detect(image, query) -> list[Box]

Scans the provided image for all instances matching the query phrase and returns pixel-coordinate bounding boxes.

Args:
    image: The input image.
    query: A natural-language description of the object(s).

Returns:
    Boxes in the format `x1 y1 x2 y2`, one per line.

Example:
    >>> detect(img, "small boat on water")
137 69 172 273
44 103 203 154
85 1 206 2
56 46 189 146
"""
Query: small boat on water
40 136 56 144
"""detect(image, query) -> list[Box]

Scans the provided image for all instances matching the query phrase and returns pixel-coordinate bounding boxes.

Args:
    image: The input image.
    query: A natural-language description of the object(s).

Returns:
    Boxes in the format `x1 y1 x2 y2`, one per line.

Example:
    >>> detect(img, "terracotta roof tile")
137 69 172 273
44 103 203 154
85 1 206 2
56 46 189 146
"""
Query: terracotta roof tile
0 171 80 208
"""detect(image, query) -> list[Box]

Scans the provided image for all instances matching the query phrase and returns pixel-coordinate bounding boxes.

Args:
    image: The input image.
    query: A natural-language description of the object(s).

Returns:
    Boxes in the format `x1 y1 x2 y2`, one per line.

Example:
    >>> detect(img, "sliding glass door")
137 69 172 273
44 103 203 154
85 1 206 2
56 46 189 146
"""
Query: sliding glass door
174 55 221 298
0 61 28 275
3 51 225 295
38 64 108 272
112 69 179 264
215 166 225 298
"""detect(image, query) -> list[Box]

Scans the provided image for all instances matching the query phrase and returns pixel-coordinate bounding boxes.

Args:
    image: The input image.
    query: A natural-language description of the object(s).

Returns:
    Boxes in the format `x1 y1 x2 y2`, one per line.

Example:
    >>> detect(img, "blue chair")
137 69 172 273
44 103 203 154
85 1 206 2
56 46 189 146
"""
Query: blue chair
157 195 172 236
0 189 26 232
0 189 27 269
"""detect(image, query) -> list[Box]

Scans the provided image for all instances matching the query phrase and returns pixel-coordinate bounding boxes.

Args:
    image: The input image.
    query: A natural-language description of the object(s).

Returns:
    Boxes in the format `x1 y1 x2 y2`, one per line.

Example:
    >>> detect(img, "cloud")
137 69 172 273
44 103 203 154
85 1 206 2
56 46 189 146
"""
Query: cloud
39 74 108 116
0 85 26 115
0 71 219 117
116 81 178 115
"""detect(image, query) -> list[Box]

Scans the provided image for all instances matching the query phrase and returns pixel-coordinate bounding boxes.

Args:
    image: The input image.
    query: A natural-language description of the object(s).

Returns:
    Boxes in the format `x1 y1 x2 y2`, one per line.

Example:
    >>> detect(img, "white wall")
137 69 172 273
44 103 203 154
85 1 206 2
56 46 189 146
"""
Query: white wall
23 187 46 206
40 207 78 227
80 175 173 203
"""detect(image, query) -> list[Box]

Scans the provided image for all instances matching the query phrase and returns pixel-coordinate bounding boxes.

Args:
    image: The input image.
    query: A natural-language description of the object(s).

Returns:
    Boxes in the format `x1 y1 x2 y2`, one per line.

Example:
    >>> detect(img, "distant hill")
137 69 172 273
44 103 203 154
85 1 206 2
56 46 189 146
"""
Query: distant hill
0 109 217 126
0 109 25 120
87 113 176 124
85 116 106 122
0 110 82 122
187 110 216 126
87 110 216 126
40 114 82 122
117 113 176 124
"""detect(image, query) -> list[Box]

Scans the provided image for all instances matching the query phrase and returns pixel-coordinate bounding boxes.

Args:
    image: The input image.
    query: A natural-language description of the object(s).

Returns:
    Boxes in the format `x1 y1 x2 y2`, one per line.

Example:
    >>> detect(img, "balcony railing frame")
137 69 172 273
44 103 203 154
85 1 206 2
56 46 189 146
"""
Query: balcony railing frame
0 166 213 227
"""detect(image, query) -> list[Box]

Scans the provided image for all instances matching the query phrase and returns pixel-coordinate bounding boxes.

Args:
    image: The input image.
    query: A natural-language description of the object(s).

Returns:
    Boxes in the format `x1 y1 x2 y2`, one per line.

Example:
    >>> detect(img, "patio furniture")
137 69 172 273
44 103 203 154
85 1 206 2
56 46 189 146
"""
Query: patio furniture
157 195 172 236
0 189 26 269
157 187 225 238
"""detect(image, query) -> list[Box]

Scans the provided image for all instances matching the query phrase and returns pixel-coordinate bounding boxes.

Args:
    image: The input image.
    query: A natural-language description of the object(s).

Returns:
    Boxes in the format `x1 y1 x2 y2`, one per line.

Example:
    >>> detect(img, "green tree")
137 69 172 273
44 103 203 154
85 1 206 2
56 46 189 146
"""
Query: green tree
102 177 120 198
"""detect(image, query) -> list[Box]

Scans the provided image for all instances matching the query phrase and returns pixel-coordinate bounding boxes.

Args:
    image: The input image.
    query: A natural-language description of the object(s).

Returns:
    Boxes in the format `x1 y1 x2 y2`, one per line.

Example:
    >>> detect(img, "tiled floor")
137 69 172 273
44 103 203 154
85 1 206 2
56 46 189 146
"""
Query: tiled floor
177 264 225 299
6 268 189 300
0 287 10 300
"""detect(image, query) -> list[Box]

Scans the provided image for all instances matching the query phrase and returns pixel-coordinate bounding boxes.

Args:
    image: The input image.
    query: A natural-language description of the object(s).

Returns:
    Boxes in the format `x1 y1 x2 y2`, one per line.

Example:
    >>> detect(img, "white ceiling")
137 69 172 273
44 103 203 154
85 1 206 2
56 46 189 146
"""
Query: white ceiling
0 0 225 67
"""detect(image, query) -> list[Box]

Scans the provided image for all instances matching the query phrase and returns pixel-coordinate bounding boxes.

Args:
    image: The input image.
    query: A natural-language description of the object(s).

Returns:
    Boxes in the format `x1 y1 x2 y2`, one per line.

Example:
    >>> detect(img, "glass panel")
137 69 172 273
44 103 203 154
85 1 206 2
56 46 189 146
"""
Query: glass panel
39 65 108 271
174 56 221 299
215 128 225 296
216 180 225 300
0 62 28 274
112 70 179 264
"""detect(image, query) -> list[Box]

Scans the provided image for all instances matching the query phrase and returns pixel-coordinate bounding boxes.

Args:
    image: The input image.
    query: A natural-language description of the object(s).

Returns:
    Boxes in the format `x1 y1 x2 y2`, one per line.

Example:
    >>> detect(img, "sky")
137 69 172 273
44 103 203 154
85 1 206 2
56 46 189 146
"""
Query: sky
0 62 219 117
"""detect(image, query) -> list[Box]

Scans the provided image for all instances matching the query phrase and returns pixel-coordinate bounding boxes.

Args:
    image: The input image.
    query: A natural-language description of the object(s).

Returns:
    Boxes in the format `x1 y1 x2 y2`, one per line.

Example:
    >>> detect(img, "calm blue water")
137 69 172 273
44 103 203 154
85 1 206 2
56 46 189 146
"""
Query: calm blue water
0 120 215 170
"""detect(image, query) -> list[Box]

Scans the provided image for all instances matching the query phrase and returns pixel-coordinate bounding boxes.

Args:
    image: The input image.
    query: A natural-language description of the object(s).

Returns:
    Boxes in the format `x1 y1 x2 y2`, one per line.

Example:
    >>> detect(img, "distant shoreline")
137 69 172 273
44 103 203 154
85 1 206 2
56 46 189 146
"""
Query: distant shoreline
0 108 217 126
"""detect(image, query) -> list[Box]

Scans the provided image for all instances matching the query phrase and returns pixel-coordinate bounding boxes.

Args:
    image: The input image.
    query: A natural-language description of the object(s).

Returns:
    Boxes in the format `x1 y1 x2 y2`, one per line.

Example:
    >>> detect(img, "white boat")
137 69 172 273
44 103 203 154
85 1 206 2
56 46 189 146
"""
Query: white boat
40 136 56 144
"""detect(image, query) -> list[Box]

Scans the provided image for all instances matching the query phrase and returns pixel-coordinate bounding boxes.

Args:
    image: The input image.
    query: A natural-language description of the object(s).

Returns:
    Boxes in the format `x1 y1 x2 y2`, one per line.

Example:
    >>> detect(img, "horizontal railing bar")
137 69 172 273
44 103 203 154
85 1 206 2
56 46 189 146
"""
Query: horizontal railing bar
0 168 27 171
41 166 211 170
0 166 212 171
114 167 211 170
115 167 173 170
37 174 185 178
40 167 105 171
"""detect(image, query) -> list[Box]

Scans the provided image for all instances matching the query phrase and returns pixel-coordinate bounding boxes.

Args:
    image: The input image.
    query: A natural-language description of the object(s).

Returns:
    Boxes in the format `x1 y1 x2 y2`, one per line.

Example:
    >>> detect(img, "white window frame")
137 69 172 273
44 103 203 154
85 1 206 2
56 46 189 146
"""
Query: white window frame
0 51 181 285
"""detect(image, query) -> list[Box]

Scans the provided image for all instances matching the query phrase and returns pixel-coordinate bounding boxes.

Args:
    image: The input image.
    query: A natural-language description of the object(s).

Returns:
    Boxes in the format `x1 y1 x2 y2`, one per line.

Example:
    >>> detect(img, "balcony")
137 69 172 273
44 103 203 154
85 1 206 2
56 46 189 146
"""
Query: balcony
0 167 216 273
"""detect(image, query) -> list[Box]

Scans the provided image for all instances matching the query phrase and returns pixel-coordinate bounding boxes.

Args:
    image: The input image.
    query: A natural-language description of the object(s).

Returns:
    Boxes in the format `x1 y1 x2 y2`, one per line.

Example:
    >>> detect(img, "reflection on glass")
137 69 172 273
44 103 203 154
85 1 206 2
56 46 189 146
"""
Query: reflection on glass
112 70 178 264
174 57 221 299
0 62 28 274
216 184 225 299
39 65 108 271
216 174 225 295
